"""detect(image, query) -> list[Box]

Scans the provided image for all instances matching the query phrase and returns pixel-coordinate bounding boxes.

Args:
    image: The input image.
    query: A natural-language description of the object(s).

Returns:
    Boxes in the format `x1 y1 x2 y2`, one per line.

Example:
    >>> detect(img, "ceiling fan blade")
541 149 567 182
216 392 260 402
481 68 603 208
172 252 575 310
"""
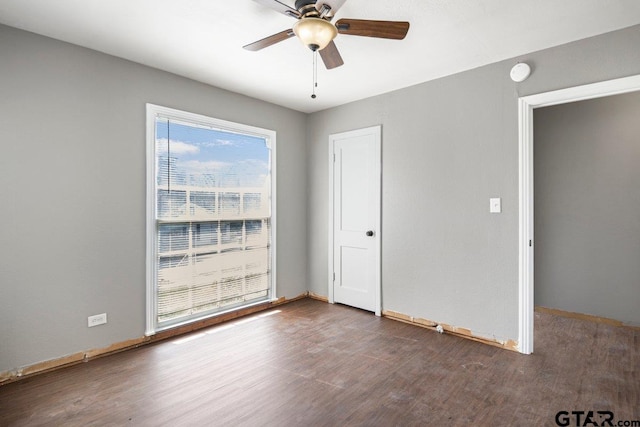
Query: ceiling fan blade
335 18 410 39
243 29 295 51
251 0 301 19
315 0 347 20
319 41 344 69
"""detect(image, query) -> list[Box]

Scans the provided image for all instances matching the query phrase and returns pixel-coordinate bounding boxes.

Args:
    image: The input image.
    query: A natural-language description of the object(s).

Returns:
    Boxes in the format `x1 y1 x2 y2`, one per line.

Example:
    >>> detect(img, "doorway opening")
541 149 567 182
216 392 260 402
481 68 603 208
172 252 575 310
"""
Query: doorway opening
517 74 640 354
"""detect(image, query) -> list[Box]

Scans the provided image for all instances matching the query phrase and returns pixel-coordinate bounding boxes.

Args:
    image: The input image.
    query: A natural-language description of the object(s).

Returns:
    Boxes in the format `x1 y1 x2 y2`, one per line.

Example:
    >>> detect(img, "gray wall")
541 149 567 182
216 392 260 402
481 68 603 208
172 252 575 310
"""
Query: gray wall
534 92 640 326
307 25 640 343
2 22 640 373
0 24 307 372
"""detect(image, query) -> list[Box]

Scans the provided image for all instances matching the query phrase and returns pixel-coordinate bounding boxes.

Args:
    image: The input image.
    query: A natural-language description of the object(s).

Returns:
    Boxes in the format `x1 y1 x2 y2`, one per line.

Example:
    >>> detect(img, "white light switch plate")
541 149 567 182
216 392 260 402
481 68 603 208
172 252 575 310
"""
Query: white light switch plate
490 198 501 213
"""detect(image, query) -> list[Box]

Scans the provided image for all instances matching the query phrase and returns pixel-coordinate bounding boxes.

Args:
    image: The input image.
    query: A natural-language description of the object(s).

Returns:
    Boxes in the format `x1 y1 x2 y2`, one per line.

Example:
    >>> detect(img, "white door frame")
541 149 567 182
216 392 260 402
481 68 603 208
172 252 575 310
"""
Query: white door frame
328 125 382 316
518 74 640 354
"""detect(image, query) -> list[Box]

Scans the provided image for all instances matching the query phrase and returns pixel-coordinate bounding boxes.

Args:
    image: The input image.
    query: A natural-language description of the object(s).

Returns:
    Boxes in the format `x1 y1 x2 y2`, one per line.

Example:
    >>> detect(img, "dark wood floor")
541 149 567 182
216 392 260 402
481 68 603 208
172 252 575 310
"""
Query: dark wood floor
1 298 638 426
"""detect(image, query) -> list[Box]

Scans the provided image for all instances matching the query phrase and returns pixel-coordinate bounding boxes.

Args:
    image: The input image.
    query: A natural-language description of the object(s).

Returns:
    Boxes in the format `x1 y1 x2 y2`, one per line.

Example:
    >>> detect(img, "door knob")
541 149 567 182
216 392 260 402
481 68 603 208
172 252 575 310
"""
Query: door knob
366 230 374 237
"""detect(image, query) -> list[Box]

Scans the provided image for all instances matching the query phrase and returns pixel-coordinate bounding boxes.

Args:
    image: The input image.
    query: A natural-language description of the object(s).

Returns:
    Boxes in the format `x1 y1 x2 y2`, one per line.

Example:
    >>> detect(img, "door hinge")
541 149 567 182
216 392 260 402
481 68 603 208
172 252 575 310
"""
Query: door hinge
529 239 532 247
333 272 335 281
333 153 336 162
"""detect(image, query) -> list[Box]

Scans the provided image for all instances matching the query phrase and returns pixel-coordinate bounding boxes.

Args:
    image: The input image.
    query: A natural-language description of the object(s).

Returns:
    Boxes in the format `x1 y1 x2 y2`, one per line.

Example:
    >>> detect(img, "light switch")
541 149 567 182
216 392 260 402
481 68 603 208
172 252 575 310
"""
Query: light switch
490 197 501 213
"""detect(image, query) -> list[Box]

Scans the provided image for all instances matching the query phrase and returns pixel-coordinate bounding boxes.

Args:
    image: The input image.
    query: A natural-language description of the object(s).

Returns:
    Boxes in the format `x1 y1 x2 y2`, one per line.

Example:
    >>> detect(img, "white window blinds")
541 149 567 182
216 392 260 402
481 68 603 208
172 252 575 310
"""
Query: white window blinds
147 107 274 332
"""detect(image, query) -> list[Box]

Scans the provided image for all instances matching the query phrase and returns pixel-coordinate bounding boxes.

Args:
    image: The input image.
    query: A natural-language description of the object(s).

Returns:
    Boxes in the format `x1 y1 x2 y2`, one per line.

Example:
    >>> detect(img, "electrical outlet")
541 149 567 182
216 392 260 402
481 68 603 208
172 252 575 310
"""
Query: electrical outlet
88 313 107 327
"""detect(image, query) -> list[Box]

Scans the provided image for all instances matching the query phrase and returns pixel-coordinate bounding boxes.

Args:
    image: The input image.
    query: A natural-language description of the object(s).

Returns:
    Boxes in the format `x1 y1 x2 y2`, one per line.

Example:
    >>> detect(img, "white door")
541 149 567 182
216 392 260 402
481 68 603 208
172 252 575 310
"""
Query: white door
329 126 381 314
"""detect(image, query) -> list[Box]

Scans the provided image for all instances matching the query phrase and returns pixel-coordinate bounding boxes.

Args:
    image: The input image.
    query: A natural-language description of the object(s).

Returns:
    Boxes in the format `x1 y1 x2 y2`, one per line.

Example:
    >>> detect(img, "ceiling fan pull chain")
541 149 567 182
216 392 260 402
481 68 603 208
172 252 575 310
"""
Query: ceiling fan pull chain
311 50 318 99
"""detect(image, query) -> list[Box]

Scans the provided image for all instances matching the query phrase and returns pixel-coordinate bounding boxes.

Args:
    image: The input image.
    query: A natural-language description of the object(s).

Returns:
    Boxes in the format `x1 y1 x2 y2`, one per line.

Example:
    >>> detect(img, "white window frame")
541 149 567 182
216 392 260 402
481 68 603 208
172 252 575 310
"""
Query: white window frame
145 104 277 335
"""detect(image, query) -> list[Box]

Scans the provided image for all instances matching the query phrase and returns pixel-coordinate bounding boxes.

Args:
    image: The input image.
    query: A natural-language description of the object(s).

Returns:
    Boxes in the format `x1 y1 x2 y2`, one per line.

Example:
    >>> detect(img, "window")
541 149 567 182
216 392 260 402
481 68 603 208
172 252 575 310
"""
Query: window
146 104 276 334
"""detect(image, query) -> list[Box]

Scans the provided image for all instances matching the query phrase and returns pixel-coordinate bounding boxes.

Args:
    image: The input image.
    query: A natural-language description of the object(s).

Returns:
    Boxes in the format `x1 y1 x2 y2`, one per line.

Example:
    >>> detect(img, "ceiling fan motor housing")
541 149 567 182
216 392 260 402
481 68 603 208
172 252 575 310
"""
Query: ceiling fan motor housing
295 0 318 13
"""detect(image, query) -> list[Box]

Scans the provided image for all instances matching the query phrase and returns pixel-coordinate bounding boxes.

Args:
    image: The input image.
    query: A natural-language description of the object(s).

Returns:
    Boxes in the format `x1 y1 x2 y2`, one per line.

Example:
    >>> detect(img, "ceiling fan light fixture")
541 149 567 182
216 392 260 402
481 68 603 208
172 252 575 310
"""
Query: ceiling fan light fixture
293 17 337 51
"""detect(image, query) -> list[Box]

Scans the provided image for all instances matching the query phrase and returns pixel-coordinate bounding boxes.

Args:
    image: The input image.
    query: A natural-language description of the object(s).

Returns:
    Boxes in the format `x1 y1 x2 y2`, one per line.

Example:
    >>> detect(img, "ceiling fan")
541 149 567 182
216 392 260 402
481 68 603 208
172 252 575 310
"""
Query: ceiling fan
243 0 410 70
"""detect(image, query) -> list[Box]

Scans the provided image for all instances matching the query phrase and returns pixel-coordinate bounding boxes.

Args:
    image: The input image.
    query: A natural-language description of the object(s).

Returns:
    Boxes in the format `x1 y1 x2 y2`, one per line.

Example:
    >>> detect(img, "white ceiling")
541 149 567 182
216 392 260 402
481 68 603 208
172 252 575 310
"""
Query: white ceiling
1 0 639 113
